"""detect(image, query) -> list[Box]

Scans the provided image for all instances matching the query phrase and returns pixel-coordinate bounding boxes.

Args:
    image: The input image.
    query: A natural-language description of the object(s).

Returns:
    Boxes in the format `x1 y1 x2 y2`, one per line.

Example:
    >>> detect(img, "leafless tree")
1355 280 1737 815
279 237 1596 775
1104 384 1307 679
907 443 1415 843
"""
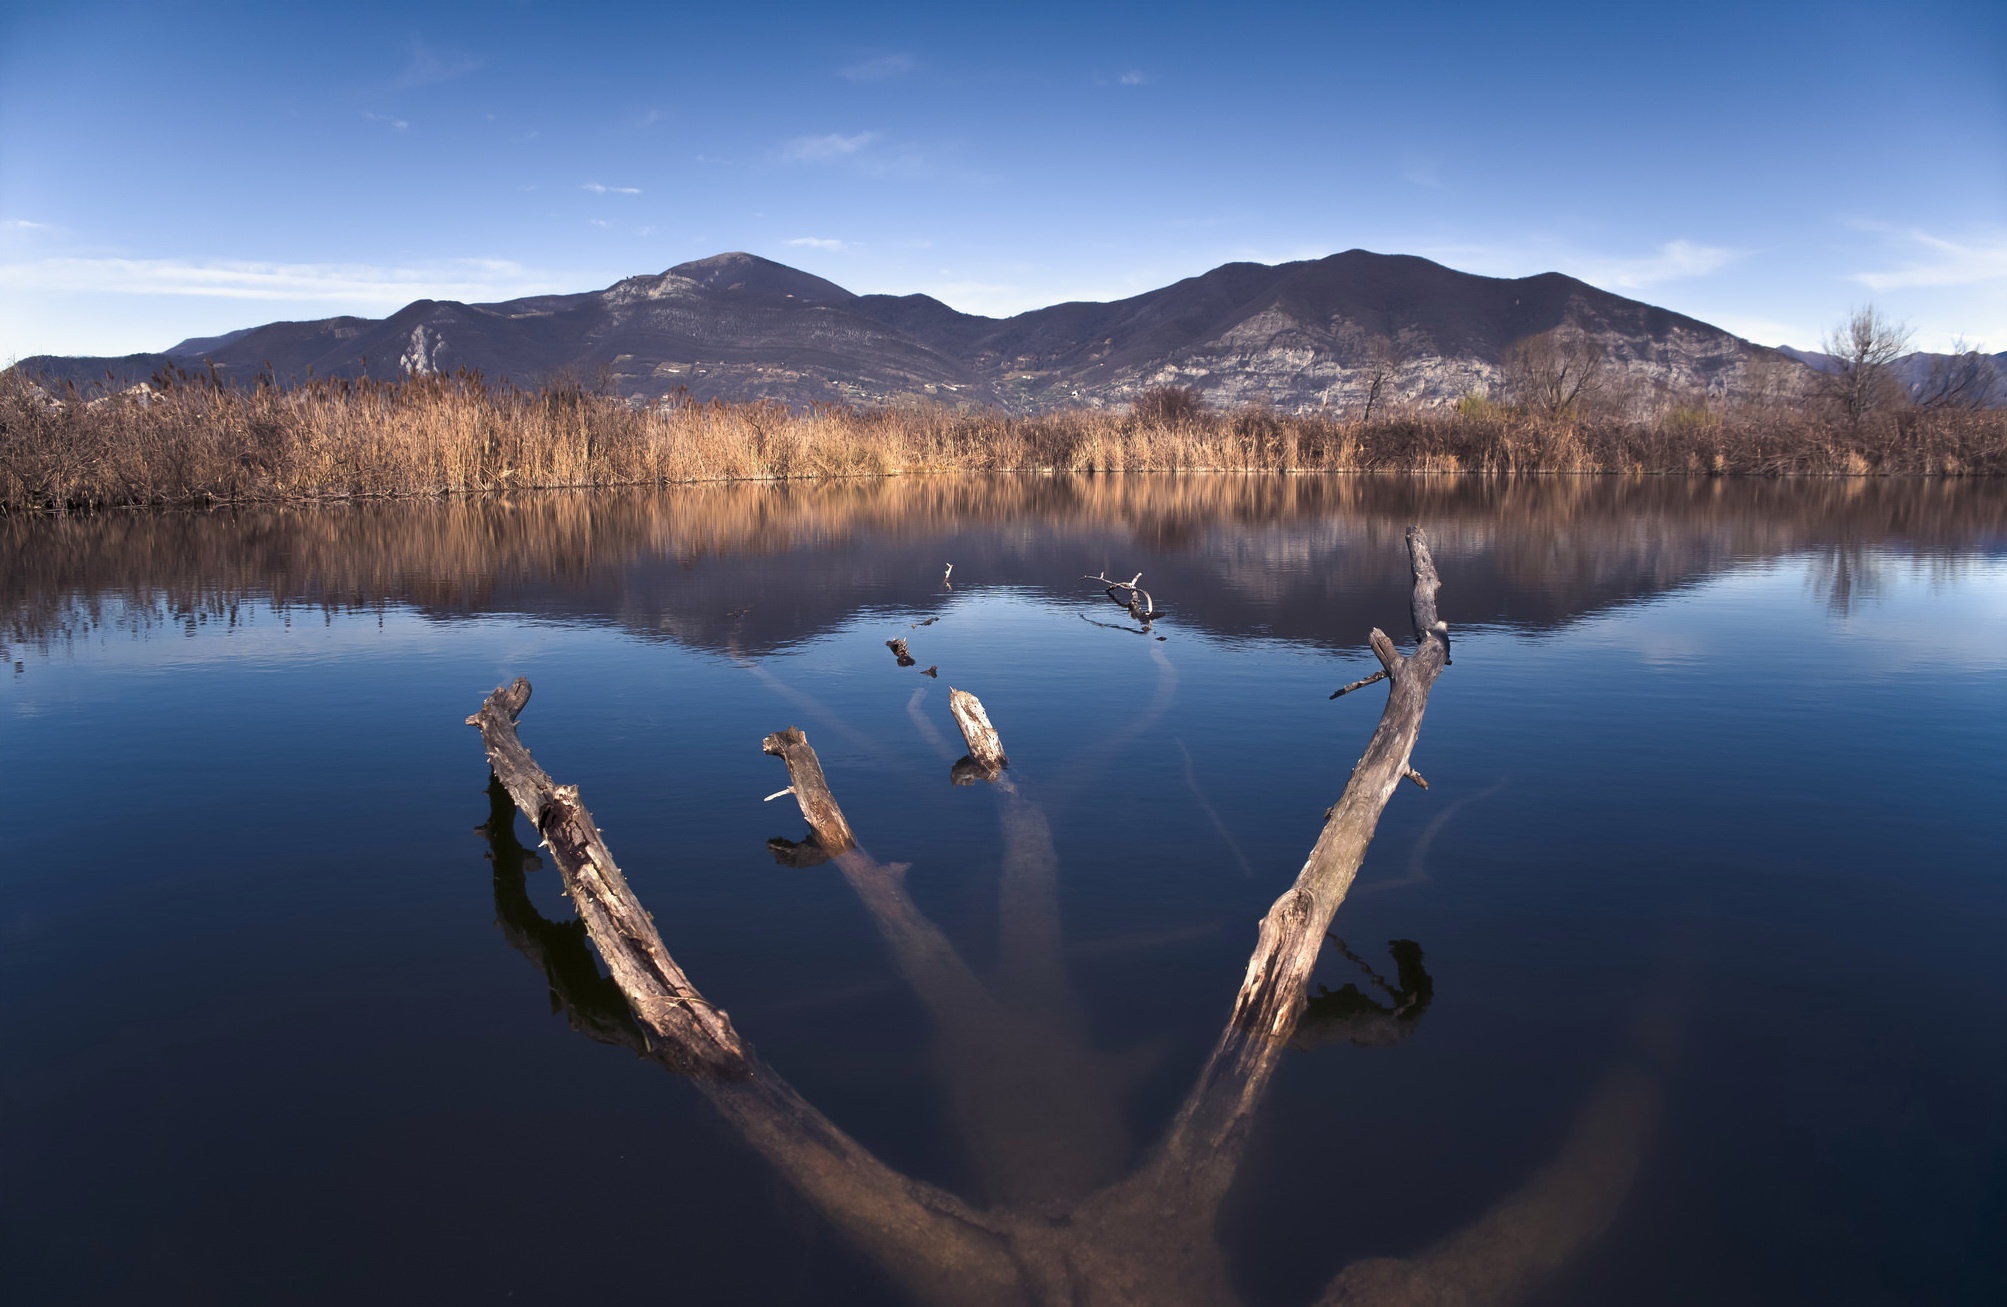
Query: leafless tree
1911 337 1999 411
1819 305 1912 423
1500 326 1606 415
1347 326 1429 423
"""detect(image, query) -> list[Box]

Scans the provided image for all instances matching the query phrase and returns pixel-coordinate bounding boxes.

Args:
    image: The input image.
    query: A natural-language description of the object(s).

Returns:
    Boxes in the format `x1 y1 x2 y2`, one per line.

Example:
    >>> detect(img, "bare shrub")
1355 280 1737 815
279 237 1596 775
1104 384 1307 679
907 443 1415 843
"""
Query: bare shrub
1499 327 1606 415
1130 385 1208 424
1912 339 1999 412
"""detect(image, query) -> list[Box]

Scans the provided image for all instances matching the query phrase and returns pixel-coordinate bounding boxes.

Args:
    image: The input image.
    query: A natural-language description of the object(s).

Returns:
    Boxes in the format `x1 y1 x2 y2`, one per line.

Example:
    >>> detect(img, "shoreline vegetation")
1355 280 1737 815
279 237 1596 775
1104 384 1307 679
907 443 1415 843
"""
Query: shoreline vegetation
5 369 2006 512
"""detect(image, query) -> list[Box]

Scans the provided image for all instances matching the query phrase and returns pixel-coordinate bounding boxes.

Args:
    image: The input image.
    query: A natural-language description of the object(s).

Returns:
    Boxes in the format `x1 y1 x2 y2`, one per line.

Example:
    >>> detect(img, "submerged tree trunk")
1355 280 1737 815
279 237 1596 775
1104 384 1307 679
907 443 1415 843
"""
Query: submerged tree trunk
1231 526 1450 1041
462 527 1667 1306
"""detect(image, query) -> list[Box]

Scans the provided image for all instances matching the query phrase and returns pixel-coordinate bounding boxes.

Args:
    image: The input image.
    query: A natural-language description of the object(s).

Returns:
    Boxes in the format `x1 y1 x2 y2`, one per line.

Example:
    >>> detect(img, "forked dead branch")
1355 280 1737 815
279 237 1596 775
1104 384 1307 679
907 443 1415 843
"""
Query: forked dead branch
466 527 1662 1306
1083 569 1164 624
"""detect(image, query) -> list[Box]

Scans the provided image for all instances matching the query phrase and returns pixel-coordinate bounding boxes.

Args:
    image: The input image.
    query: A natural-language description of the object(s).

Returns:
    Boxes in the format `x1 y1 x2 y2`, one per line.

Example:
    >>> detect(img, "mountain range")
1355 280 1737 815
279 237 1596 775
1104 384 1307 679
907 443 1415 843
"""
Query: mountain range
0 249 1901 413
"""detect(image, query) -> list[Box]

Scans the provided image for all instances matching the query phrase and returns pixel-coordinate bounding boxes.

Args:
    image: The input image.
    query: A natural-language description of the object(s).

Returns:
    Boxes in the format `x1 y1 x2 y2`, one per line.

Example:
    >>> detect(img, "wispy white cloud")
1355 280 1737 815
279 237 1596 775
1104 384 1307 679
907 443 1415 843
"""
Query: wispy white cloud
393 37 482 89
902 279 1034 316
1118 70 1147 86
363 111 410 131
1855 229 2007 290
1587 239 1739 289
582 182 641 195
9 219 51 230
785 237 847 251
841 53 914 81
1409 237 1738 290
781 131 878 161
0 256 563 305
1706 314 1825 350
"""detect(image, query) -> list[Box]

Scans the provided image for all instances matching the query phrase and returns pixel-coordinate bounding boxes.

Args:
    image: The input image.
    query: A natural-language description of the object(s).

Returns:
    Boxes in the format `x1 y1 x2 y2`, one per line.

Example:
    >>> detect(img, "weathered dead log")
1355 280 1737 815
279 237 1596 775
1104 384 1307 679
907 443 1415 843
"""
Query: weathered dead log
761 727 856 854
471 680 1022 1304
479 773 649 1053
464 570 1670 1305
1231 525 1450 1041
886 637 916 667
948 687 1007 774
468 677 750 1075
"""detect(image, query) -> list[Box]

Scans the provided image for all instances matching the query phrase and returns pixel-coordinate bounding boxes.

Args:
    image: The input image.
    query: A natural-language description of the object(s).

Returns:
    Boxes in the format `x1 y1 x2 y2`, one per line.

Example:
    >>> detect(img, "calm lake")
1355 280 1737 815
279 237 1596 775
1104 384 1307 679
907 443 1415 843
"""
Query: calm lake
4 476 2005 1305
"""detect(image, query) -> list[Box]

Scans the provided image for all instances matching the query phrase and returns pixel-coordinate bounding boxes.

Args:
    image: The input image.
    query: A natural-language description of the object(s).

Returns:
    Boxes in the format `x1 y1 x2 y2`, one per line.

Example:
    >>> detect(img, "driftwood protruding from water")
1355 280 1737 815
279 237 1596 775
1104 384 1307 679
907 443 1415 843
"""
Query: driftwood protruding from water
761 727 856 854
465 533 1673 1306
467 677 749 1076
470 681 1025 1305
887 637 916 667
1083 570 1162 624
948 687 1007 776
1231 526 1451 1041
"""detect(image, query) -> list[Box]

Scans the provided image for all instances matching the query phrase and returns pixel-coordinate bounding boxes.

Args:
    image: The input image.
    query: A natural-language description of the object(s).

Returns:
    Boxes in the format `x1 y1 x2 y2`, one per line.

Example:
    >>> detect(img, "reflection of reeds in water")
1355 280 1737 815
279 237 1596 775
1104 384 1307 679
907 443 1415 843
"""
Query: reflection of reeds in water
5 474 2003 651
5 368 2005 511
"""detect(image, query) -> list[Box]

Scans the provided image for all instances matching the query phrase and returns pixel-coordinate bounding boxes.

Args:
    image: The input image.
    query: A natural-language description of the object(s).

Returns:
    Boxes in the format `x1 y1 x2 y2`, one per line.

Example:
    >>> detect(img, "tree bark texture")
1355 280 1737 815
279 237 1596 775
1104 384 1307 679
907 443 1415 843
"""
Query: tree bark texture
468 677 750 1076
761 726 857 853
950 687 1008 772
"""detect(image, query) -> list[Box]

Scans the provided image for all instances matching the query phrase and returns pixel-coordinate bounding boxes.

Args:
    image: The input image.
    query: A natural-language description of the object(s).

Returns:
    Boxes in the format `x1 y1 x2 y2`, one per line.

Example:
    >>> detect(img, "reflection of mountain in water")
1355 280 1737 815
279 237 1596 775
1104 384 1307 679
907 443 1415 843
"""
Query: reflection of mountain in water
6 477 2004 653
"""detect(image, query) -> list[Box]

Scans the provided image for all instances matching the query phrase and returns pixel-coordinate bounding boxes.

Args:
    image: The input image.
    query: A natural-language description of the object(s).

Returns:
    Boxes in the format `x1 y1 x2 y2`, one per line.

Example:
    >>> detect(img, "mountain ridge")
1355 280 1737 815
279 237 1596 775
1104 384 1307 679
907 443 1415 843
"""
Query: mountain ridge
14 249 1809 412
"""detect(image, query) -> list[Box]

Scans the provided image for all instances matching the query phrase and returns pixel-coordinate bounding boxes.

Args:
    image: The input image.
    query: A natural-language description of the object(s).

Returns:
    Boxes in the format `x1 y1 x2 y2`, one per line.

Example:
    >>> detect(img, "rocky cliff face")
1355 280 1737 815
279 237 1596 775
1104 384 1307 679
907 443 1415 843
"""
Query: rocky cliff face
14 249 1791 413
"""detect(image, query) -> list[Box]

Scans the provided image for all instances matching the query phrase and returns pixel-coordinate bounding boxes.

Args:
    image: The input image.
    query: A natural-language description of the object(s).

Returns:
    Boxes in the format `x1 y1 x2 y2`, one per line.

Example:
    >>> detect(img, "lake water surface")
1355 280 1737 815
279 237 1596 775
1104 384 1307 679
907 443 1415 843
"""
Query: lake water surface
4 476 2005 1305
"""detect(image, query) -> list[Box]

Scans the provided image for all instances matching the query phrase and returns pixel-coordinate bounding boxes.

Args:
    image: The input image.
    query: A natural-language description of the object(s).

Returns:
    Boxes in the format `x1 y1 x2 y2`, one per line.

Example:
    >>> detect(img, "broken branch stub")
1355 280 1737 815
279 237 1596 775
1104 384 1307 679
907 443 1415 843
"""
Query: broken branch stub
761 727 857 854
948 687 1007 775
1330 669 1389 699
886 638 916 667
1230 525 1452 1042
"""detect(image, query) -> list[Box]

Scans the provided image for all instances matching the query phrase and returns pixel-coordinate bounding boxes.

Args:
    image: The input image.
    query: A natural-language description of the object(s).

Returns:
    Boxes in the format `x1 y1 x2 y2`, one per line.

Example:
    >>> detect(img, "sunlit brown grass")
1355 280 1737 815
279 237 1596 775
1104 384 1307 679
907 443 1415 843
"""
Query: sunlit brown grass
4 369 2004 511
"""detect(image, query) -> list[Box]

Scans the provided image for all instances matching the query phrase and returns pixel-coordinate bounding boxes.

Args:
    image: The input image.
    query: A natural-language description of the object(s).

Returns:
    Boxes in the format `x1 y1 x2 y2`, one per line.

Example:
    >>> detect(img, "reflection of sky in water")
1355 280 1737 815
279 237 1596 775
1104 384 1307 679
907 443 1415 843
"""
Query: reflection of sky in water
3 504 2005 1305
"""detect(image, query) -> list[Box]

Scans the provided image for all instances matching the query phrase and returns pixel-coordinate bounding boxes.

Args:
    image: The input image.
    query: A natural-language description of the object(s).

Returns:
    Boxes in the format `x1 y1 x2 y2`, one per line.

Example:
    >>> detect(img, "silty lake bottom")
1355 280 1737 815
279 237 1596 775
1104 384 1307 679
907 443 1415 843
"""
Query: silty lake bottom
4 476 2005 1306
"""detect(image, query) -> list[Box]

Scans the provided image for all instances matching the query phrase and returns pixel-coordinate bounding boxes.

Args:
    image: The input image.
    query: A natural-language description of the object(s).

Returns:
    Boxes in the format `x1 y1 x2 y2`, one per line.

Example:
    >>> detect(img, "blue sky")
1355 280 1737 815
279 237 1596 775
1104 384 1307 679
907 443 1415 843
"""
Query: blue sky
2 0 2002 359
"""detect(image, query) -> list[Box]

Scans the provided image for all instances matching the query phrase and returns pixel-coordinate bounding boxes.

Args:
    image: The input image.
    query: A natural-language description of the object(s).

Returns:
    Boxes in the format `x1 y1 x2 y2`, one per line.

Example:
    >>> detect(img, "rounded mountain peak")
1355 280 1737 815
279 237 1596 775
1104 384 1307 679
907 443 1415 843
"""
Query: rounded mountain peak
666 252 856 304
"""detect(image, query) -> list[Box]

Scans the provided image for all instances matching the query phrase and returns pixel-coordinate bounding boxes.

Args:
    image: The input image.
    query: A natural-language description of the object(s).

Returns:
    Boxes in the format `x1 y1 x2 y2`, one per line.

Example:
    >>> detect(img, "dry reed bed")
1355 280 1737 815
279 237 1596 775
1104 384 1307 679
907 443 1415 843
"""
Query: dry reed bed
4 371 2006 511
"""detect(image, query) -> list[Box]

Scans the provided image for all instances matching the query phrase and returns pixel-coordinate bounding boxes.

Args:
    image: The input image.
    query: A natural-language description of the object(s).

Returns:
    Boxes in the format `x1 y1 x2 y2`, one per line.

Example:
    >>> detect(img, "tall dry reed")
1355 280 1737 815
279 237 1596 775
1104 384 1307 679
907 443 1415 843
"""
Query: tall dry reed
4 369 2004 511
